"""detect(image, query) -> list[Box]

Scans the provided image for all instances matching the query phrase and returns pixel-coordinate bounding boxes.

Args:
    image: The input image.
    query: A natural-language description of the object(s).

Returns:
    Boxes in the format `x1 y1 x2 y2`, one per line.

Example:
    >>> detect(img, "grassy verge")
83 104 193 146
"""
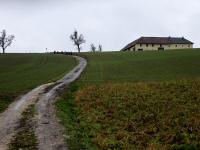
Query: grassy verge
56 84 99 150
8 105 37 150
0 92 19 112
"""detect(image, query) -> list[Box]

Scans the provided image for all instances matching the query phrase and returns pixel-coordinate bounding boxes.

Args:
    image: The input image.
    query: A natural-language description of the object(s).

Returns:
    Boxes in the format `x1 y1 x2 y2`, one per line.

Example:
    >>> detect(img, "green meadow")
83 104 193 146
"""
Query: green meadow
78 49 200 85
57 49 200 150
0 54 77 112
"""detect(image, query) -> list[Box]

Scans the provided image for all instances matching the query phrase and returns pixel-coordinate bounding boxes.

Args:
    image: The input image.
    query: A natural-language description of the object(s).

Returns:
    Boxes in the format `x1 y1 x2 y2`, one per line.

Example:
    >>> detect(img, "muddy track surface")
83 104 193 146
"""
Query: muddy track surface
0 56 87 150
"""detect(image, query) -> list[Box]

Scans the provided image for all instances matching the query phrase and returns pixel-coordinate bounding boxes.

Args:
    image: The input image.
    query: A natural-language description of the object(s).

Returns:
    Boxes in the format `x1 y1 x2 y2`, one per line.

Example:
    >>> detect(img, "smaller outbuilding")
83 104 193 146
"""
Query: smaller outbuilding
121 37 193 51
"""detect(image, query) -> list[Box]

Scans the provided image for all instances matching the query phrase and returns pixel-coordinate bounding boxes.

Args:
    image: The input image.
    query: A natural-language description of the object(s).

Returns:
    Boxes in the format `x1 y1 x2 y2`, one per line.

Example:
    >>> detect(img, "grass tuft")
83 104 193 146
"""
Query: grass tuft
8 105 37 150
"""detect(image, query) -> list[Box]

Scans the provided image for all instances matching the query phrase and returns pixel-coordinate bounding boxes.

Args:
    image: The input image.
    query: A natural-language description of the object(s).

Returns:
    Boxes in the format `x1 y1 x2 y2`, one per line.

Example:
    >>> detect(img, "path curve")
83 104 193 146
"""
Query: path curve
35 56 87 150
0 55 87 150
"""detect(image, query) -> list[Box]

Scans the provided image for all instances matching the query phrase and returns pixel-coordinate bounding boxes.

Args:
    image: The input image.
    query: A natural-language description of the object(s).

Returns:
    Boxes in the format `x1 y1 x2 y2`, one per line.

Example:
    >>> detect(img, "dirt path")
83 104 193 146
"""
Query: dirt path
35 56 87 150
0 83 53 149
0 56 87 150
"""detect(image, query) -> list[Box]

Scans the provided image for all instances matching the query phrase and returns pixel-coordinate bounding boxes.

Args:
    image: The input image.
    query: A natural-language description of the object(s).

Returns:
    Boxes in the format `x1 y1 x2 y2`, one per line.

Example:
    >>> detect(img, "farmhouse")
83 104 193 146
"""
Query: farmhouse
121 37 193 51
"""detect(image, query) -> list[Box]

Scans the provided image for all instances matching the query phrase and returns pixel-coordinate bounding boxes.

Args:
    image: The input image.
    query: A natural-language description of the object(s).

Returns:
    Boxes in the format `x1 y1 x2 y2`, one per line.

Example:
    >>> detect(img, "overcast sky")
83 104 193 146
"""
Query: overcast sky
0 0 200 53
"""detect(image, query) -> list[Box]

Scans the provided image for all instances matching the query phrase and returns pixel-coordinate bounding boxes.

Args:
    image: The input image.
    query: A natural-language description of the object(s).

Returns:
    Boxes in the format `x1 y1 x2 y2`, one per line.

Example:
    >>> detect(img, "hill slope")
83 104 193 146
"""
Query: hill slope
0 54 77 112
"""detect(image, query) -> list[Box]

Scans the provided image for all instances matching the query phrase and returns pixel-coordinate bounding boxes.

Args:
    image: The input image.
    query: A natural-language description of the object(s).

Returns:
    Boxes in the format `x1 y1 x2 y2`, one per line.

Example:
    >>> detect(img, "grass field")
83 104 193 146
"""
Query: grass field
78 49 200 85
56 49 200 150
75 82 200 149
0 54 77 112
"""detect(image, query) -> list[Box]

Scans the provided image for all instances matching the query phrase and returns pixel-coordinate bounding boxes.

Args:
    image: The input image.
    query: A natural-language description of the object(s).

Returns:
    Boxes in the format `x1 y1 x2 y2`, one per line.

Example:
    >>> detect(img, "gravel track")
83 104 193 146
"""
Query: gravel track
0 83 53 149
35 56 87 150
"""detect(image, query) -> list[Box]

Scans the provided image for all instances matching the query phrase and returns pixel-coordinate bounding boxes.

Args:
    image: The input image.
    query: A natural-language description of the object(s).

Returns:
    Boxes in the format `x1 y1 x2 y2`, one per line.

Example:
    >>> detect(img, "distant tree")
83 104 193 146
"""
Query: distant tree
70 30 86 53
0 29 15 54
98 44 103 52
90 44 96 52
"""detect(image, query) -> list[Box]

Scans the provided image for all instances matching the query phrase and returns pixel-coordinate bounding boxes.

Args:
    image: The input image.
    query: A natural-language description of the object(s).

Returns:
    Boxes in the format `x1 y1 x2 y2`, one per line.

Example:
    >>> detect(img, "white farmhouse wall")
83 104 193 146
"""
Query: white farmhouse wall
133 44 193 51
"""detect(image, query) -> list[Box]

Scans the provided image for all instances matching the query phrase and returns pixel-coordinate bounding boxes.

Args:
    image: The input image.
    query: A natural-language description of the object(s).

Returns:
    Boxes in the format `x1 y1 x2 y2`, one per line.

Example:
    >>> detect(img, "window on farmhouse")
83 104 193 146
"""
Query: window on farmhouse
152 44 154 47
188 45 190 48
146 44 148 47
140 44 142 47
176 45 177 47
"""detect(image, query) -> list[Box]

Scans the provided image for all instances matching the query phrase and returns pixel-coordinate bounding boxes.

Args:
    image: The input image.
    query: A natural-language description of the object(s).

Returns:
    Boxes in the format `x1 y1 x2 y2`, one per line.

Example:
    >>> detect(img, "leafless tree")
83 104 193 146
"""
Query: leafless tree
98 44 103 52
0 29 15 54
90 44 96 52
70 30 86 53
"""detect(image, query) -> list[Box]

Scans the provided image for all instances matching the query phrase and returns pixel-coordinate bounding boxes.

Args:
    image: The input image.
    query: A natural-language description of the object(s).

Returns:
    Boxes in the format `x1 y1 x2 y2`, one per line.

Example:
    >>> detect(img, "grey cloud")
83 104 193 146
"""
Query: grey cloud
0 0 199 53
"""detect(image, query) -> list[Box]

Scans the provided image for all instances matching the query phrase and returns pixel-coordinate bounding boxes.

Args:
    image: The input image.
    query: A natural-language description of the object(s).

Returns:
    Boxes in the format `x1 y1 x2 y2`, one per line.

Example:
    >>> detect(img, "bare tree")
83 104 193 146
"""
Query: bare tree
90 44 96 52
70 30 86 53
98 44 103 52
0 29 15 54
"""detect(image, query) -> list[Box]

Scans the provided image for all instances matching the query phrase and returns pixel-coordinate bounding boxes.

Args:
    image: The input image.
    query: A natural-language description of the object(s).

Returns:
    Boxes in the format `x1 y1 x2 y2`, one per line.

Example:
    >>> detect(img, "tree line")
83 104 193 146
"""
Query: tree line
0 29 102 53
70 29 103 53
